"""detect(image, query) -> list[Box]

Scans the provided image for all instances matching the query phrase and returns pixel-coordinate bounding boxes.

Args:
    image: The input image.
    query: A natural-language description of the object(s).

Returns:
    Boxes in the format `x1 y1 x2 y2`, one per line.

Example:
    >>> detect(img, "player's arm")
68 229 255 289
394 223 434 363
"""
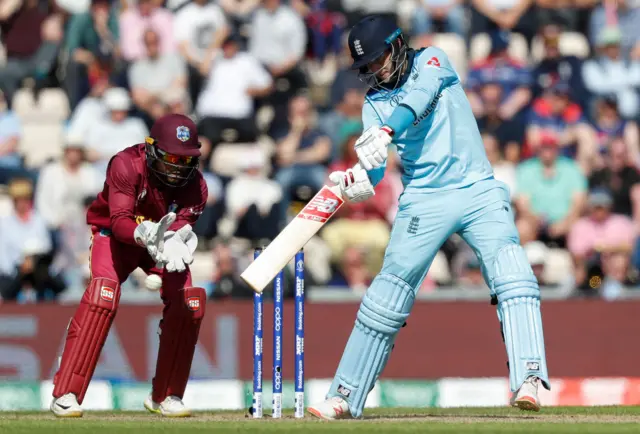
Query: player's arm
107 155 174 264
107 155 143 245
169 175 208 230
387 48 458 136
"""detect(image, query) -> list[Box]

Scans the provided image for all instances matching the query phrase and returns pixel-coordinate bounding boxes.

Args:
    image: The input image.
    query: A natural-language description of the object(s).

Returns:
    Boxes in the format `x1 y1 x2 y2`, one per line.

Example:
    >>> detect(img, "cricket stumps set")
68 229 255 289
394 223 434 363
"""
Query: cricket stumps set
251 248 305 418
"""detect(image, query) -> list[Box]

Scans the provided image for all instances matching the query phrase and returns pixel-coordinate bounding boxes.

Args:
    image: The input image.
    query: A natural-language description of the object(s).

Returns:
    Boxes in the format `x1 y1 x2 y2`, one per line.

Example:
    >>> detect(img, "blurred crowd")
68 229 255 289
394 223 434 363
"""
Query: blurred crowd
1 0 640 303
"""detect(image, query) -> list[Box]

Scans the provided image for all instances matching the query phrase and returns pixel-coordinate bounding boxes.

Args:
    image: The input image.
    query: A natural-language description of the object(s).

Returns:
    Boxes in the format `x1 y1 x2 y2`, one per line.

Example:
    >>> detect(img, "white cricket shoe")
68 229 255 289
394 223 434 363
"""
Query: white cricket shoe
50 393 83 418
144 395 192 417
307 396 352 420
512 376 541 412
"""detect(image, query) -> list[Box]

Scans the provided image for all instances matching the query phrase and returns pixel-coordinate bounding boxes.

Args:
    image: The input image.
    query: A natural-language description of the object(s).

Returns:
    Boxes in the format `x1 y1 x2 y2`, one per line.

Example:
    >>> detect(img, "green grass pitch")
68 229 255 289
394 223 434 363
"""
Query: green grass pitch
2 407 640 433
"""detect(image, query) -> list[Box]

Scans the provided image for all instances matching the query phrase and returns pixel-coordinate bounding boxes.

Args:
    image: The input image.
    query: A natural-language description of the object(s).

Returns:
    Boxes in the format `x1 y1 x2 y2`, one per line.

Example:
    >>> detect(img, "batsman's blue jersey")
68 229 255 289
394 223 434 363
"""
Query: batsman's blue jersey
364 47 494 193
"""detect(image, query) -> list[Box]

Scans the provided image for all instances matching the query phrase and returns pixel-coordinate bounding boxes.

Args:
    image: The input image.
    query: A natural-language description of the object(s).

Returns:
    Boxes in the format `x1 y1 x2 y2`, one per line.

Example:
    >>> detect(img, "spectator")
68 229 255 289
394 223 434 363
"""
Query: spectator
66 77 111 139
85 87 149 174
589 0 640 59
218 0 261 28
483 132 517 199
589 138 640 222
64 0 120 110
0 0 63 104
532 23 588 109
249 0 308 134
582 27 640 120
51 196 94 293
218 149 283 242
0 90 33 186
274 94 331 220
119 0 174 63
468 31 531 162
515 135 587 247
129 29 188 127
196 33 272 163
567 188 635 296
0 178 65 301
452 245 485 290
321 121 394 278
192 159 224 242
319 89 366 161
412 0 466 38
174 0 229 104
525 81 596 172
590 96 640 165
535 0 581 29
524 241 553 287
291 0 345 85
470 0 536 42
34 135 101 235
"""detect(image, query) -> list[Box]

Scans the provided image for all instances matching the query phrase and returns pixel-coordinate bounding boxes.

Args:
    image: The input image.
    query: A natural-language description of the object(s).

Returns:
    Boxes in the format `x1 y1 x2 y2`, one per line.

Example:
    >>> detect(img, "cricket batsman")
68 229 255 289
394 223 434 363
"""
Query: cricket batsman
50 114 208 418
308 16 550 419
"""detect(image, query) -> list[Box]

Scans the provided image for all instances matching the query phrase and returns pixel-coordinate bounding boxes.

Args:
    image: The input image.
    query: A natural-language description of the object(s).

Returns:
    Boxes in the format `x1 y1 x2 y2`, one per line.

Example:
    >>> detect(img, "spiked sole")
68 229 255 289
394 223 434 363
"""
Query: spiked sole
514 396 541 412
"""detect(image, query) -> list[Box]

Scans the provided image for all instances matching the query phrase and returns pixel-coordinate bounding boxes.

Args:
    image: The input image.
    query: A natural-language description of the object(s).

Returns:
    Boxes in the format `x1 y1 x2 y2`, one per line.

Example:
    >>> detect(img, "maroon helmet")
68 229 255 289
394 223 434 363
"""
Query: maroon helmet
145 114 201 187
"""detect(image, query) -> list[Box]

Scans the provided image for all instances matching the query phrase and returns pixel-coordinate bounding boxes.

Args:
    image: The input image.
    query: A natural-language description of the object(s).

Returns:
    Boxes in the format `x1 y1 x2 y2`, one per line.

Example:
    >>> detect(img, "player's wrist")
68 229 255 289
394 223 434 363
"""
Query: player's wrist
380 125 394 137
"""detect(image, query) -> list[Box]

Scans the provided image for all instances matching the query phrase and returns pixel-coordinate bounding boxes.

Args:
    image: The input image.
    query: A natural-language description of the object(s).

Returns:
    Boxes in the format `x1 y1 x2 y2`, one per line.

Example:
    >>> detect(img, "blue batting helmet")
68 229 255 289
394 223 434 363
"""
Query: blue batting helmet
348 15 403 70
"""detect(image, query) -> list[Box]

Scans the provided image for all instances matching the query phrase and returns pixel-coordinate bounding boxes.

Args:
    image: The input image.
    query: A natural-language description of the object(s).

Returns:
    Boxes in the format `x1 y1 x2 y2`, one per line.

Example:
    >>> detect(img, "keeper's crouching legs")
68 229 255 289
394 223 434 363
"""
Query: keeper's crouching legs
151 286 207 404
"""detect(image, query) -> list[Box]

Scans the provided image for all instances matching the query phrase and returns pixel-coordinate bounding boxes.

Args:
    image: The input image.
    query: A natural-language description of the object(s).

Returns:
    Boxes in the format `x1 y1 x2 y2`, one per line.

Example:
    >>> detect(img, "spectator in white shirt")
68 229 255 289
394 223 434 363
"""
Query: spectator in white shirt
249 0 308 134
35 135 102 233
85 87 149 174
66 78 110 139
0 178 65 301
196 34 272 162
174 0 229 103
582 27 640 120
218 148 283 241
129 29 188 127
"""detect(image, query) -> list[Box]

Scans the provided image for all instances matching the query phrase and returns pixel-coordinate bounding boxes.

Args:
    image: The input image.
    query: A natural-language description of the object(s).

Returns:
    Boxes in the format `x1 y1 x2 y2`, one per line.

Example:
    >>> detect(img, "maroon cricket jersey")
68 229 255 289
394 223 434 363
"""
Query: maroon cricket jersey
86 144 208 245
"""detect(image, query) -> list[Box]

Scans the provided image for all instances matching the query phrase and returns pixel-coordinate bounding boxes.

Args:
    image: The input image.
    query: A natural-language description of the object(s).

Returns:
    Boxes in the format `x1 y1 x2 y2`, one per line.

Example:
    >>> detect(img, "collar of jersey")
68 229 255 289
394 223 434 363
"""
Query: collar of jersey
367 47 424 100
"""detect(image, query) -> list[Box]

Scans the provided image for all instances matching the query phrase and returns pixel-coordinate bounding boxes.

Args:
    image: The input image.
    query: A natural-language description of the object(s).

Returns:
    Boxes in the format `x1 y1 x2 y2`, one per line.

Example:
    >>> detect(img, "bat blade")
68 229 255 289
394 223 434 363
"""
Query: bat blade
240 184 344 293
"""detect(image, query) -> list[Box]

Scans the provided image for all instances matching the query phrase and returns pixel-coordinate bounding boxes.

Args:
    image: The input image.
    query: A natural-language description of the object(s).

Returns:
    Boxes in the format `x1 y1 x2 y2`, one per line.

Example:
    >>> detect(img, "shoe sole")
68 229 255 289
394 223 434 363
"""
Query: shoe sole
51 410 83 418
514 396 541 412
144 401 190 417
307 407 332 420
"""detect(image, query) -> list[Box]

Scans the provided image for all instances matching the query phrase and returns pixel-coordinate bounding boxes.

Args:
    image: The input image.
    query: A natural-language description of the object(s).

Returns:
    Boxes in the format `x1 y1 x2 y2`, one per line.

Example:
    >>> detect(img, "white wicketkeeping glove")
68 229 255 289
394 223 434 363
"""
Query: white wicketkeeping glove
134 212 176 266
329 163 375 203
354 125 393 171
162 224 198 273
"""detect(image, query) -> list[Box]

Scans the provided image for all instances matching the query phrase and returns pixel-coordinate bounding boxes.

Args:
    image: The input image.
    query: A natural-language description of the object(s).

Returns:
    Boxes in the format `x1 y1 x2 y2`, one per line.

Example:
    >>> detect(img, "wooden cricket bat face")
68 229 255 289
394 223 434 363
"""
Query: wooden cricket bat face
240 185 345 293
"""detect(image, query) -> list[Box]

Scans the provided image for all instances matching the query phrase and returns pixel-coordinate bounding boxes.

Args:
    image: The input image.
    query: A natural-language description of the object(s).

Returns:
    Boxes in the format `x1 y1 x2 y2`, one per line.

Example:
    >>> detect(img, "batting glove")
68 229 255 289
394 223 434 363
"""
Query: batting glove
329 163 375 203
354 125 393 171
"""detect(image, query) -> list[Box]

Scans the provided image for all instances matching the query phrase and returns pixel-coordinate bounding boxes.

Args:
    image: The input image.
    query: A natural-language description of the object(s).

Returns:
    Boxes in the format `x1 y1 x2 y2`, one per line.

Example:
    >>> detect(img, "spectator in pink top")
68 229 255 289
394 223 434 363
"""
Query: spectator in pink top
119 0 174 62
567 188 636 295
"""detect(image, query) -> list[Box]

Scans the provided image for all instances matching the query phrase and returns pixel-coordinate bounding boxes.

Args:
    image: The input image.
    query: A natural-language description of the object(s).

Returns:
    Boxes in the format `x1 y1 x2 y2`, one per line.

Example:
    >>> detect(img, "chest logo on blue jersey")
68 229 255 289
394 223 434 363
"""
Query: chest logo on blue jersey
413 93 442 126
176 126 190 142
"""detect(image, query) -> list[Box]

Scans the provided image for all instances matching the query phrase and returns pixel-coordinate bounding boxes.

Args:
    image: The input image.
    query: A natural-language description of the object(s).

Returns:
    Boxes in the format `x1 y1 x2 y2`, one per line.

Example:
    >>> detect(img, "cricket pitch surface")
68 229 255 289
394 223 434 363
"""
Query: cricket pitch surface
2 406 640 433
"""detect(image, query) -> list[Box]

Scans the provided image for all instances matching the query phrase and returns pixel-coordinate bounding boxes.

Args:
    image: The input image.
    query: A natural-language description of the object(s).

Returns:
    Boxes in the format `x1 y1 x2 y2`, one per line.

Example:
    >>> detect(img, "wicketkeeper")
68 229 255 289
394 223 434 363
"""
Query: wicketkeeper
50 114 208 418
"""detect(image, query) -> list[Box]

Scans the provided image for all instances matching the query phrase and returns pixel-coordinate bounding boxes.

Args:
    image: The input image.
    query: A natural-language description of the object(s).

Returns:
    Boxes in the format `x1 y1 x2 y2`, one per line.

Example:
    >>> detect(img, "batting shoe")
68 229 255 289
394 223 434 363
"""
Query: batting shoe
512 376 541 412
307 396 353 420
50 393 83 418
144 395 192 417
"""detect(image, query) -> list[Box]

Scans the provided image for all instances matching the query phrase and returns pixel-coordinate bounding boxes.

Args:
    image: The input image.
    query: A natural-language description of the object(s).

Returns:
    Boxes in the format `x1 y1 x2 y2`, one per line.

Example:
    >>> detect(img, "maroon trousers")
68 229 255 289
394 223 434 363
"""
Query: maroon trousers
52 228 206 404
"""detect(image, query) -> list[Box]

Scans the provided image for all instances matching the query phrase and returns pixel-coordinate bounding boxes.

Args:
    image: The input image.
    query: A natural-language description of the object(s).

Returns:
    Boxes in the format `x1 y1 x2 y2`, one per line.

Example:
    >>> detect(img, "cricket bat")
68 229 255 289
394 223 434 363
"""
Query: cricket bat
240 184 345 293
